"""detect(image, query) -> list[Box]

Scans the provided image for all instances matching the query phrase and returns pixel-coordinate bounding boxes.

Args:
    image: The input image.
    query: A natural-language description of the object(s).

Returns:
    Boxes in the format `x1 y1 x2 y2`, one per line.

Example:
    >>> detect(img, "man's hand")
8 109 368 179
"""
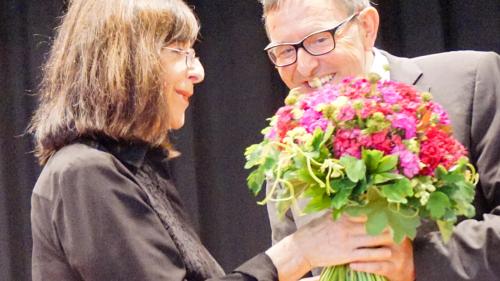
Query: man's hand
349 236 415 281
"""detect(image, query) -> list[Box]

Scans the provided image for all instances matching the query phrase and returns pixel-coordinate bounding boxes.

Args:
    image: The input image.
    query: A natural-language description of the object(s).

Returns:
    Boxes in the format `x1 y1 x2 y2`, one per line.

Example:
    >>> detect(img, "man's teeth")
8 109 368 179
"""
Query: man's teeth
307 74 334 88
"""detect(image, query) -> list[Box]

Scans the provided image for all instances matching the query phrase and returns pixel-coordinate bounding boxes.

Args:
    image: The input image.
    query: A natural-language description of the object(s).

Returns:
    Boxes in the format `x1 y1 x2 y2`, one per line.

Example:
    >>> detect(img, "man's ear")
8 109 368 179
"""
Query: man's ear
358 7 379 51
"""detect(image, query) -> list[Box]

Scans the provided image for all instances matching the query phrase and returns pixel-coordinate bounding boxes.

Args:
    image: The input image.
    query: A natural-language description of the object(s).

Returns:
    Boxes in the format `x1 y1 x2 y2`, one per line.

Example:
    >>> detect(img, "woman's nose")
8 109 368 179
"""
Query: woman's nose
188 58 205 84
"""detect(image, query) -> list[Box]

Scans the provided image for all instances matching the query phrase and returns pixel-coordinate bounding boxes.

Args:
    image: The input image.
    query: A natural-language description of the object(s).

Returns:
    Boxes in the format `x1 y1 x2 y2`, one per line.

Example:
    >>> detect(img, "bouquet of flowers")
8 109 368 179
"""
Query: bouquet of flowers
244 74 478 281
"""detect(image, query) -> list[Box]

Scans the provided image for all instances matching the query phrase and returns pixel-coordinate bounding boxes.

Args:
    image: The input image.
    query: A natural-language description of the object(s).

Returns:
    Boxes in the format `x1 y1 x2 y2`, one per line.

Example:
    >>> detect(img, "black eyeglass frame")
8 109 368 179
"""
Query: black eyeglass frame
264 12 359 67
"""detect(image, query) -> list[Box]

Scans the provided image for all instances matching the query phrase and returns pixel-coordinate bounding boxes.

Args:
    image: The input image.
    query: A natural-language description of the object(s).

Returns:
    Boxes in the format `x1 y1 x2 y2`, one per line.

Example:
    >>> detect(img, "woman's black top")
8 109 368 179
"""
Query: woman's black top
31 138 277 281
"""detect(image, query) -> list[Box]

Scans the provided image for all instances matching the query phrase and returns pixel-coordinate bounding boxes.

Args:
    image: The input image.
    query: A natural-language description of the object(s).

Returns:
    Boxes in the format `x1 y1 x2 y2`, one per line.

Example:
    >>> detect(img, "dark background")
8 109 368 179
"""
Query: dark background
0 0 498 280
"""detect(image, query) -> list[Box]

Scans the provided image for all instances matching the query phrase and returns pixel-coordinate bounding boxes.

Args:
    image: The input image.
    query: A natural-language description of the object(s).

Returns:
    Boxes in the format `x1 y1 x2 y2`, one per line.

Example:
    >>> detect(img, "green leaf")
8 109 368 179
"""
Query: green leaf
311 128 324 151
426 191 451 219
273 184 295 217
440 180 476 218
366 208 389 235
340 156 366 182
441 174 465 185
372 172 405 185
437 220 454 243
330 178 357 209
261 154 277 171
389 206 421 243
247 168 265 196
303 193 331 213
375 154 398 173
319 125 335 148
346 188 420 243
303 183 325 198
351 178 369 198
380 178 413 204
331 177 357 192
362 149 383 172
244 144 263 169
435 165 448 179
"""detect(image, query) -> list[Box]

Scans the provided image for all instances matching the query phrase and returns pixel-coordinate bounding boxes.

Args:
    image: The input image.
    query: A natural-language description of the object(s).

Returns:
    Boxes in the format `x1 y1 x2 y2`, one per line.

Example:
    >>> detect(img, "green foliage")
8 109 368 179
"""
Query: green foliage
340 156 366 182
346 188 420 243
380 178 413 204
426 191 451 219
330 178 357 209
245 134 477 245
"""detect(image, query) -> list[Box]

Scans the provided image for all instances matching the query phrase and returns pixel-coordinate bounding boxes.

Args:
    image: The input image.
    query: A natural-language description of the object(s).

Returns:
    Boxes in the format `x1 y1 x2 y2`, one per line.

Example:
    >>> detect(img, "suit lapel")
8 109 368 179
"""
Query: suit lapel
380 50 431 92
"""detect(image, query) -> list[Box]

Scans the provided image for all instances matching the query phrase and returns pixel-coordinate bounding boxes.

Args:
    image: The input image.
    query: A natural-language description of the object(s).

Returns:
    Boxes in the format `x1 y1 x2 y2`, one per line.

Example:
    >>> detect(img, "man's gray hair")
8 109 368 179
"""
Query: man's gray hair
258 0 371 18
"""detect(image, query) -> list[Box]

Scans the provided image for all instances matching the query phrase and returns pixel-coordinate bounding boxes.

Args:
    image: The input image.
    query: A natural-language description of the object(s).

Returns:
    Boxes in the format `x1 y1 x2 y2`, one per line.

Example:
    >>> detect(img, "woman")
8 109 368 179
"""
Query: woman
30 0 392 280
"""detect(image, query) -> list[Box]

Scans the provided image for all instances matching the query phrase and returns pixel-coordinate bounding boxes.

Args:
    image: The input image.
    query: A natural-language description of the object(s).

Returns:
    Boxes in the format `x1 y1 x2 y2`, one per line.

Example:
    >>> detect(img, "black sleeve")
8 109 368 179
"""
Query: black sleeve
214 253 278 281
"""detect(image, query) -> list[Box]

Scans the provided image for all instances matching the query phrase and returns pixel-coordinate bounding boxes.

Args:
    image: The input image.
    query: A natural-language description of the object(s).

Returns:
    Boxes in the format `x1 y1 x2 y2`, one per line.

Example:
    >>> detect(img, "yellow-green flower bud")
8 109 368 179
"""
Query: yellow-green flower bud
284 95 297 105
421 91 433 102
310 77 322 88
353 100 363 110
392 104 402 112
321 104 335 119
430 113 440 124
372 112 385 121
367 72 381 84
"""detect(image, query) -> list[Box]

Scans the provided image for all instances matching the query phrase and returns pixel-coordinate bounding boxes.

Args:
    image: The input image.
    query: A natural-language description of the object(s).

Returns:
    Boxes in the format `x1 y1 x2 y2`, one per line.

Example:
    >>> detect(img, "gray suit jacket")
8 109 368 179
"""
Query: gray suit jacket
266 50 500 280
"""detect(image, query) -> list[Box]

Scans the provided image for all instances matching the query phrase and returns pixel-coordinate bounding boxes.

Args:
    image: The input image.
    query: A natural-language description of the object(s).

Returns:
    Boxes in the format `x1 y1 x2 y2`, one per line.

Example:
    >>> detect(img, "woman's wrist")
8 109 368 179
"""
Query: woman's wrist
265 234 311 281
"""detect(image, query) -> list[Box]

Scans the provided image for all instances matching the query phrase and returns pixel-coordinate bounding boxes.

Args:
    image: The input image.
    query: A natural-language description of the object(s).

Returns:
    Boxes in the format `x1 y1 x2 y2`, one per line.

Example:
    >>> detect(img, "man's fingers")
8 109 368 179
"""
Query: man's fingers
349 261 391 277
352 231 393 247
351 247 392 262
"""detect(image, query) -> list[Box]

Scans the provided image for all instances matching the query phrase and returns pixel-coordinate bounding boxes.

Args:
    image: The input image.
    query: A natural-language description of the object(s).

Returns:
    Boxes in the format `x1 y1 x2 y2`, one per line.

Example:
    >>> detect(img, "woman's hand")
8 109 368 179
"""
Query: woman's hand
266 213 396 281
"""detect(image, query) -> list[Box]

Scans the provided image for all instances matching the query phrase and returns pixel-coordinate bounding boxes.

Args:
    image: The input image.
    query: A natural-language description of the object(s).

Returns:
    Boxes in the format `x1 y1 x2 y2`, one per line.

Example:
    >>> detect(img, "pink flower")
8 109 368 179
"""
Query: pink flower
300 109 329 133
428 102 451 125
334 129 362 158
381 86 401 104
337 105 356 121
393 148 420 178
391 113 417 139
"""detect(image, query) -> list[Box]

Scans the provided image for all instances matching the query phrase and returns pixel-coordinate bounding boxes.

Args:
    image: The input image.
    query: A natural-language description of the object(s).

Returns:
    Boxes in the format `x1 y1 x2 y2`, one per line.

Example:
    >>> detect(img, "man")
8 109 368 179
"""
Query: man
258 0 500 280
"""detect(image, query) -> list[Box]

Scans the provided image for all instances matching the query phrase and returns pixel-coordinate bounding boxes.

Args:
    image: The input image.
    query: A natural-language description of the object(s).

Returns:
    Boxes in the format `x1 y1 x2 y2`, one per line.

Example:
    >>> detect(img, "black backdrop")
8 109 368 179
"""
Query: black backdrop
0 0 499 280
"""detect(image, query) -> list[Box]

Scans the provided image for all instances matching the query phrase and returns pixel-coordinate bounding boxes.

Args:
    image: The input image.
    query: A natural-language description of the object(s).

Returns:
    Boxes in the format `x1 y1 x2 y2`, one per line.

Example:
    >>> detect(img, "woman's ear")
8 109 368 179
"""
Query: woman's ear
358 7 380 51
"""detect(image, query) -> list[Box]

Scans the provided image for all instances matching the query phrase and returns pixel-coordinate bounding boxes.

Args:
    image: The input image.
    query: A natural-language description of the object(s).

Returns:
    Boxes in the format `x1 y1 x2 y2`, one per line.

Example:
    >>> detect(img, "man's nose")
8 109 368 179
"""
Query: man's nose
295 47 319 78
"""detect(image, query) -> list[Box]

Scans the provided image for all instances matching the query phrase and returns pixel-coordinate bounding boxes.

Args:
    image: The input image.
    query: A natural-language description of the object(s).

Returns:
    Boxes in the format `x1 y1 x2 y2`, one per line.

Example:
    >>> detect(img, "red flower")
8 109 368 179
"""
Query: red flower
419 127 468 175
276 106 296 141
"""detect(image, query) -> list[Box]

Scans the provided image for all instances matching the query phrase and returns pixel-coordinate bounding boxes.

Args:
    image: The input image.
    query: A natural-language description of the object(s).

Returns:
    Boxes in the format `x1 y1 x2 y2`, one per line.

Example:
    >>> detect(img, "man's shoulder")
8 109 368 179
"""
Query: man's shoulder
413 50 497 65
384 50 498 69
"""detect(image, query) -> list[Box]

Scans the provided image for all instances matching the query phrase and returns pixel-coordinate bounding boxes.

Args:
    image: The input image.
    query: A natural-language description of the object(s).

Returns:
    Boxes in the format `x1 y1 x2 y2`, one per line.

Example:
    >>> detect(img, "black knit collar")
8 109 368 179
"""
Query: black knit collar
78 135 169 171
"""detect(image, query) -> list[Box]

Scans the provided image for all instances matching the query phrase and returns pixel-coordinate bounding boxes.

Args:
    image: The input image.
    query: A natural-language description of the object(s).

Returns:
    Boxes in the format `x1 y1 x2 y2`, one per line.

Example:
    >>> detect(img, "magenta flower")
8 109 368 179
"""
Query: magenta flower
396 149 420 178
300 109 328 133
429 102 451 125
380 86 401 104
391 113 417 139
337 105 356 121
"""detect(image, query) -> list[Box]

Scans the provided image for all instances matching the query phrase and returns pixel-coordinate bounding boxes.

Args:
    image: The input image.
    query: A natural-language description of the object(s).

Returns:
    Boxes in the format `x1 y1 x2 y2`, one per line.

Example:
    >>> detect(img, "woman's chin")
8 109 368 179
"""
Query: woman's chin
169 119 185 131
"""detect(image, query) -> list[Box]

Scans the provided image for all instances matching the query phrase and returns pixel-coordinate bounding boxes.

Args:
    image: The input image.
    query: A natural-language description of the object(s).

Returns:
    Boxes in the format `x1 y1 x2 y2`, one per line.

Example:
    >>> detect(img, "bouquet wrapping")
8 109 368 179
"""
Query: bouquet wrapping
244 75 478 281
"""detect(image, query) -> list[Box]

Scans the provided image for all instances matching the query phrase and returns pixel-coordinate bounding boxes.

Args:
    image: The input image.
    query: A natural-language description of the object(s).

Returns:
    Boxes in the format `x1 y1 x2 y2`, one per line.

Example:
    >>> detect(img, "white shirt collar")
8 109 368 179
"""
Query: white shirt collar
369 47 390 81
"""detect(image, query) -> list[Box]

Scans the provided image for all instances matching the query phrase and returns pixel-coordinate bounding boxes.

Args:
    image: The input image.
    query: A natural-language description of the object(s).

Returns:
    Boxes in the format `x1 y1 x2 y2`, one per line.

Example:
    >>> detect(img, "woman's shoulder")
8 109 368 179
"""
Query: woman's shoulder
33 142 130 201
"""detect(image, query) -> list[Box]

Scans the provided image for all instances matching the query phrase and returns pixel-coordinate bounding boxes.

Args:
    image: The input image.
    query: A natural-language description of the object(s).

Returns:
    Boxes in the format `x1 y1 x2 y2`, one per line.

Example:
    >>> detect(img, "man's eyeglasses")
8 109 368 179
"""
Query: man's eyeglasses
264 12 359 67
163 47 199 69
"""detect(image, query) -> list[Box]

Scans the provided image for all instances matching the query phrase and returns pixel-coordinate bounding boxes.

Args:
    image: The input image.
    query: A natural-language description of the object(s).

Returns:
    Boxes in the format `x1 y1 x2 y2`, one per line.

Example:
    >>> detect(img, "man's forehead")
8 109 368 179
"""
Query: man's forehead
268 0 348 17
265 0 346 40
